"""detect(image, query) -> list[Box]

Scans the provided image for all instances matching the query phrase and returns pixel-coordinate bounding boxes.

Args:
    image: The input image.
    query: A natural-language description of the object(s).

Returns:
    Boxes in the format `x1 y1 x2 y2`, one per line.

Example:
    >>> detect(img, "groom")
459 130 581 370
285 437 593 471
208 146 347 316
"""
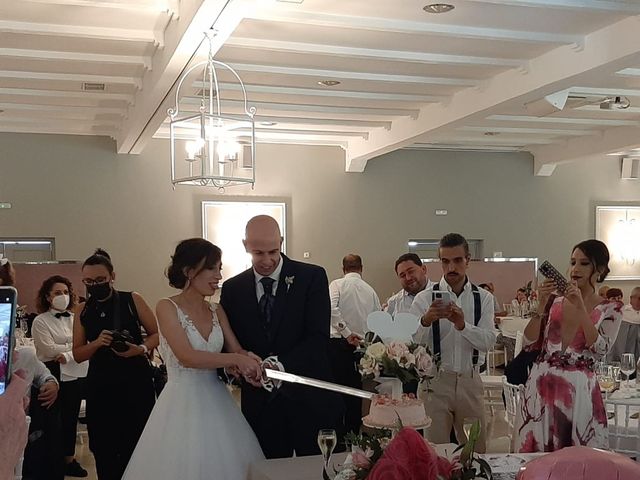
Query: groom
220 215 344 459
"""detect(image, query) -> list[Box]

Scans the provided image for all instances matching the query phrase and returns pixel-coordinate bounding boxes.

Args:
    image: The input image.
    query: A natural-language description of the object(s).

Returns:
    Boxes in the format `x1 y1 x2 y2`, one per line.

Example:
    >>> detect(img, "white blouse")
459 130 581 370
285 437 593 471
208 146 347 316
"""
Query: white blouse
32 310 88 381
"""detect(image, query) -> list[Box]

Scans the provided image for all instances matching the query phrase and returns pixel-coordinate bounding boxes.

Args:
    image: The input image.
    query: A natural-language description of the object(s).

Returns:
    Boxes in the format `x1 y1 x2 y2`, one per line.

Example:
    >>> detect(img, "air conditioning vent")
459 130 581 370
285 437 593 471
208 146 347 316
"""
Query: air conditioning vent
82 82 106 91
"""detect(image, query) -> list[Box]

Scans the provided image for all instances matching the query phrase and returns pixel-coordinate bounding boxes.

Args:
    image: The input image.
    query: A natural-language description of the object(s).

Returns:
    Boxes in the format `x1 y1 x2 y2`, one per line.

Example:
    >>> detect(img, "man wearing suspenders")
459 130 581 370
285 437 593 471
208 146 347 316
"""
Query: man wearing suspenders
410 233 497 452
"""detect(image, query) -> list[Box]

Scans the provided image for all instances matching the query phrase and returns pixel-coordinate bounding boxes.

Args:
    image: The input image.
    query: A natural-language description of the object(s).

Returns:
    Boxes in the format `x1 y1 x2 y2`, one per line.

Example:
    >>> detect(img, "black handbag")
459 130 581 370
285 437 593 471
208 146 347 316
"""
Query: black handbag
150 354 168 397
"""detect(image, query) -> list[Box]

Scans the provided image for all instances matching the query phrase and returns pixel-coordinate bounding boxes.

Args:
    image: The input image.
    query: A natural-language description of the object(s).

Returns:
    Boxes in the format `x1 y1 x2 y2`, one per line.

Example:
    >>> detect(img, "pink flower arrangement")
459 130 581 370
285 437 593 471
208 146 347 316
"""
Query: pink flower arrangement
358 341 434 385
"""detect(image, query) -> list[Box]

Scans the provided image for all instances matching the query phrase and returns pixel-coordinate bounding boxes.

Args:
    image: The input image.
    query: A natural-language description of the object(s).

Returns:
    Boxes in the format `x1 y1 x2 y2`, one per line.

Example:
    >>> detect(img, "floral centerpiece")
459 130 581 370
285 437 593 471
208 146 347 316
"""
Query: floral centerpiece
358 340 434 385
335 421 491 480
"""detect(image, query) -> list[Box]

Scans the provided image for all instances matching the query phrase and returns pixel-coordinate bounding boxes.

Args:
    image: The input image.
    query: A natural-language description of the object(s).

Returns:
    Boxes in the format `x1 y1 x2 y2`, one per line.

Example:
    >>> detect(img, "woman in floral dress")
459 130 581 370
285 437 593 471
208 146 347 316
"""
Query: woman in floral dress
517 239 623 452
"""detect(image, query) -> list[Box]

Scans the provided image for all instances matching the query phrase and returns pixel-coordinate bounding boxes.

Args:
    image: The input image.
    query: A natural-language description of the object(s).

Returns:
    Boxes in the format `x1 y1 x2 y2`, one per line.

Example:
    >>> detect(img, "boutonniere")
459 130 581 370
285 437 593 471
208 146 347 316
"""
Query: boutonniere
285 276 295 293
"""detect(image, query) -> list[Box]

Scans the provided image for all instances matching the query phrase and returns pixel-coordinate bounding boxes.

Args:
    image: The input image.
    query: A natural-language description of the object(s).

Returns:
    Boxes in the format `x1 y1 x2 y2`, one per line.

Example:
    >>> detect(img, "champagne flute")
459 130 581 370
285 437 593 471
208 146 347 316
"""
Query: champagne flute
317 429 337 473
621 353 635 391
610 361 621 386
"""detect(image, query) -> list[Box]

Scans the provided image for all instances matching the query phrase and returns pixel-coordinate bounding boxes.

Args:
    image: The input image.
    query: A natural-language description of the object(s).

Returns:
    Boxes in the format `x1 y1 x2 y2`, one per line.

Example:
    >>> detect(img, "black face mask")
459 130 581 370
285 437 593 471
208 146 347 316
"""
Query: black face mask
87 282 112 301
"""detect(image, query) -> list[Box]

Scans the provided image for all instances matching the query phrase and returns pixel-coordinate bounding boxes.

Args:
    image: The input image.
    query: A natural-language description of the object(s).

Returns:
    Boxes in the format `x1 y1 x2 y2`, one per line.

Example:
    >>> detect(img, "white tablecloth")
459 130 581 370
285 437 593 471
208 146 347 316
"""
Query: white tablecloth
498 316 529 340
249 445 543 480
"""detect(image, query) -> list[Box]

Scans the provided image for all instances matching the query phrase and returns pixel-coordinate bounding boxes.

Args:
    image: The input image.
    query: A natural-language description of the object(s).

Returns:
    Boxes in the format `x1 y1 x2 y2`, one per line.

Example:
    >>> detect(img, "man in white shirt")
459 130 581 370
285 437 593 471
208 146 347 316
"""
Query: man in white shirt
410 233 496 452
608 286 640 364
329 254 381 435
385 253 434 316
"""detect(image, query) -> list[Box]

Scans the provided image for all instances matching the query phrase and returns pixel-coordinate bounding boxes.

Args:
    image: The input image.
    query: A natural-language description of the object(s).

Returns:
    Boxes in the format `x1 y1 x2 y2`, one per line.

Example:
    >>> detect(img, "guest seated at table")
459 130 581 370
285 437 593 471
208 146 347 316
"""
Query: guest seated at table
0 255 15 287
608 286 640 365
32 275 89 477
605 287 623 302
515 288 528 304
517 239 623 453
598 285 610 298
12 345 63 480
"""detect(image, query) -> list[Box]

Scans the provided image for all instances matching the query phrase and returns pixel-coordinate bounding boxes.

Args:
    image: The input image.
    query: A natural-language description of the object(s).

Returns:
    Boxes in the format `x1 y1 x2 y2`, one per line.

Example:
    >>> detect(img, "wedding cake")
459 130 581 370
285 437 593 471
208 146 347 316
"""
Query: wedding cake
363 394 430 428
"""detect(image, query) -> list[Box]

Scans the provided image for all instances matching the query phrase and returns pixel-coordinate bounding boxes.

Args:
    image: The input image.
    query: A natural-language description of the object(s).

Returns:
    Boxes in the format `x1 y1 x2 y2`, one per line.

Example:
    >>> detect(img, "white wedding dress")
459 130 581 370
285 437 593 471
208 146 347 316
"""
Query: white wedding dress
122 300 264 480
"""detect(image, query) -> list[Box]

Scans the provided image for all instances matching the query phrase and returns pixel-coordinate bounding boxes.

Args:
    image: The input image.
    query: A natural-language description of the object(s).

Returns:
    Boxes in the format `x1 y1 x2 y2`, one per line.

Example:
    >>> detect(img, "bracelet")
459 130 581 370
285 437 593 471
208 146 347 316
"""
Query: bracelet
140 344 149 355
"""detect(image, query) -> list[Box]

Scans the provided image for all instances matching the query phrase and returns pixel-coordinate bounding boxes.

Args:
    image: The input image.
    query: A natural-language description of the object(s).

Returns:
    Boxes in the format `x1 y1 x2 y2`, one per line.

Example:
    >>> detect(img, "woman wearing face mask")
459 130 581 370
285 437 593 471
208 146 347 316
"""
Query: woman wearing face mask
32 275 89 477
517 240 623 453
72 249 158 480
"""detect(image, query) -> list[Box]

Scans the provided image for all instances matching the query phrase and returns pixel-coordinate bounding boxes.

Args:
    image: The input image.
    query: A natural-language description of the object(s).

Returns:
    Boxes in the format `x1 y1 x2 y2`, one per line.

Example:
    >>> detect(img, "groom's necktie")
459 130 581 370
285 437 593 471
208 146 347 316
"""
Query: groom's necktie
259 277 276 335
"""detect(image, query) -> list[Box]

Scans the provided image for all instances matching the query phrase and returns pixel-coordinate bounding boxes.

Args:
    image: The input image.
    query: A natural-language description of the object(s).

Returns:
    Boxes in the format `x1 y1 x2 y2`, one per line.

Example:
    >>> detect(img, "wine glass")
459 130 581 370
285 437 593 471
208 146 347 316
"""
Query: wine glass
317 429 337 473
609 361 621 386
621 353 635 391
596 363 615 399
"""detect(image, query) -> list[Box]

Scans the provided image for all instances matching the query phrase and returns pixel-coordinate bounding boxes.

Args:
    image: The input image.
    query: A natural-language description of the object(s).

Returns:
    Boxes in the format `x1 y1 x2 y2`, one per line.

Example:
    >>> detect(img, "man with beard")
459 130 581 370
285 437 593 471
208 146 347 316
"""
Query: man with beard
410 233 496 452
385 253 434 316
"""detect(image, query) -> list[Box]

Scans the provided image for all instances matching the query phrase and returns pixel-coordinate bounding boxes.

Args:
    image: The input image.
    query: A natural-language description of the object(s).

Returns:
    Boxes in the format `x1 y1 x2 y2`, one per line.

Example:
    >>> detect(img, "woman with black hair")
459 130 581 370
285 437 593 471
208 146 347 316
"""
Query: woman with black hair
72 249 158 480
517 239 623 452
122 238 264 480
32 275 88 477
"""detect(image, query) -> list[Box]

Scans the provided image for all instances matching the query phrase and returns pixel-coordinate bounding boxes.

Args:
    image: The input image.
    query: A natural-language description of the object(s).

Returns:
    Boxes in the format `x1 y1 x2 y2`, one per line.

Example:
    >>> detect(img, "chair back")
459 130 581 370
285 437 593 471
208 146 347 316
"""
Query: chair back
605 397 640 461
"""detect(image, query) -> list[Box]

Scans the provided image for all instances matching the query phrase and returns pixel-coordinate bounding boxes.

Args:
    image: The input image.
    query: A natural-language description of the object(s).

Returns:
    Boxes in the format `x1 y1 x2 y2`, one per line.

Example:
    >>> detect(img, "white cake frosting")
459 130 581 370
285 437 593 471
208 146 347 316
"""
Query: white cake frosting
363 394 430 428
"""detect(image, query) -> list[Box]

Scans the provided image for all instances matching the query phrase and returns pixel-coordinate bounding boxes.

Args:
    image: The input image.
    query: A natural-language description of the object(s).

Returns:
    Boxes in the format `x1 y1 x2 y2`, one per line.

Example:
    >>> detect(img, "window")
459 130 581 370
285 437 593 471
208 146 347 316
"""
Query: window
0 238 55 262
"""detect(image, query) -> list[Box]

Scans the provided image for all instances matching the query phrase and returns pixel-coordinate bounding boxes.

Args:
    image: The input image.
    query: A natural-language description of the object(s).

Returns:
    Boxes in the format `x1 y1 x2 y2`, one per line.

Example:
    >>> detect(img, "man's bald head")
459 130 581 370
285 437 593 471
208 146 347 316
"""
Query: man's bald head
244 215 283 276
342 254 363 274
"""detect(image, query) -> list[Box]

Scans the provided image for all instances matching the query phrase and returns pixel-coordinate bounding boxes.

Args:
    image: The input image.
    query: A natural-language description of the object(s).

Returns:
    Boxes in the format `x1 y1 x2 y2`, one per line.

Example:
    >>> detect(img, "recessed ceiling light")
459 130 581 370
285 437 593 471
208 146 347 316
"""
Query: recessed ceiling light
260 121 277 126
484 131 500 136
423 3 455 14
318 80 341 87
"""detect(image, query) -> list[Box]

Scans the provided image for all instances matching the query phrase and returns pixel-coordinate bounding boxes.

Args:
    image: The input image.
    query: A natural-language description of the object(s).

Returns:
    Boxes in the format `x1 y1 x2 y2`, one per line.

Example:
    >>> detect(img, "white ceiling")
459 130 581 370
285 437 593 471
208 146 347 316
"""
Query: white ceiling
2 0 640 175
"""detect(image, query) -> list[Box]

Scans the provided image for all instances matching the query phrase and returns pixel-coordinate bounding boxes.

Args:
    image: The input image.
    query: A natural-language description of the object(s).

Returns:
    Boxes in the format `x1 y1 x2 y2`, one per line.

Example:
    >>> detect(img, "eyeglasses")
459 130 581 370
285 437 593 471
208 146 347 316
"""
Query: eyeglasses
82 277 108 286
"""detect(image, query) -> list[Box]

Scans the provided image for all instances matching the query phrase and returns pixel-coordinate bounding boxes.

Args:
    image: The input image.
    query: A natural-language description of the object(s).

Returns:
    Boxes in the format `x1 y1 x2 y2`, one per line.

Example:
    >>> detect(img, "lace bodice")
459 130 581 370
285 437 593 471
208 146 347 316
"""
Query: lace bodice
159 299 224 372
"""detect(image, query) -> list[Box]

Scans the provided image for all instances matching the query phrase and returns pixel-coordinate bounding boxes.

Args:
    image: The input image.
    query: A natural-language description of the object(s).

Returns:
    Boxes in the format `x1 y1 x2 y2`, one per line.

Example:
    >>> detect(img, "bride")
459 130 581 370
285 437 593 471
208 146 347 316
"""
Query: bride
123 238 265 479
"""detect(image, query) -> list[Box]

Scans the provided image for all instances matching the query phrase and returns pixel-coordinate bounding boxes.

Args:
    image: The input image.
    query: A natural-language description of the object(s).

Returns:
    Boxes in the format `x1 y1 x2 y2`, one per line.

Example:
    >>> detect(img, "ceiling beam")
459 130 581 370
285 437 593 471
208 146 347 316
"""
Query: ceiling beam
486 114 640 126
22 0 179 15
0 87 134 103
616 68 640 77
252 115 392 129
344 15 640 172
0 69 142 88
0 48 152 69
0 20 163 46
180 96 420 118
569 86 640 97
225 37 526 68
244 9 581 45
466 0 640 13
531 124 640 175
226 63 479 87
0 123 116 137
115 0 248 154
195 81 446 103
0 102 125 115
458 126 599 136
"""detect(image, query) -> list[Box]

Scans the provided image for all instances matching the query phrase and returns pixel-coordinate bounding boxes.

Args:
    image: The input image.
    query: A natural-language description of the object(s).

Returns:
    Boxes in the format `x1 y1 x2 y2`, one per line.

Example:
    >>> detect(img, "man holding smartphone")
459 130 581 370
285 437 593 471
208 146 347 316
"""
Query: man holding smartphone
410 233 497 452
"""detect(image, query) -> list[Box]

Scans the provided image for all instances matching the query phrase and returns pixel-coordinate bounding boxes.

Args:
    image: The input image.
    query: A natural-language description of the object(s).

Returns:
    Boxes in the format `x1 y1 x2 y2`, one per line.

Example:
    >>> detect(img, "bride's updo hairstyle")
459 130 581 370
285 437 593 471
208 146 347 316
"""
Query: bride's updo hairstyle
166 238 222 289
572 239 611 289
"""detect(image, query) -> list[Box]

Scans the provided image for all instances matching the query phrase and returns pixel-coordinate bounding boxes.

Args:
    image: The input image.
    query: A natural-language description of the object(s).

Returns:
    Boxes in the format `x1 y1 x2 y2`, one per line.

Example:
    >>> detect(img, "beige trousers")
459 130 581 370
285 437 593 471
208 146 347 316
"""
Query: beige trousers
424 370 487 453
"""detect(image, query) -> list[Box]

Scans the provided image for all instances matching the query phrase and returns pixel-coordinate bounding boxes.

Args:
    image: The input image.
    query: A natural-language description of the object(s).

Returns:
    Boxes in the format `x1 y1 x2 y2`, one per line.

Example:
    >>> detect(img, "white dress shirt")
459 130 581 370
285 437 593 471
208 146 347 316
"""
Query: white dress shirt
410 277 497 374
385 280 435 317
254 256 283 301
329 272 381 338
12 345 57 396
32 310 88 381
622 304 640 325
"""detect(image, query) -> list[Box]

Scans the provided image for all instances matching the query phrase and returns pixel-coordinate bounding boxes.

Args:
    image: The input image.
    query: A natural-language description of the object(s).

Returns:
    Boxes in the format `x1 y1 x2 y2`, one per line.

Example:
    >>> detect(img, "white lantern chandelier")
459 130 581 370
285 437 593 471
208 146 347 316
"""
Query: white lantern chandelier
168 30 256 192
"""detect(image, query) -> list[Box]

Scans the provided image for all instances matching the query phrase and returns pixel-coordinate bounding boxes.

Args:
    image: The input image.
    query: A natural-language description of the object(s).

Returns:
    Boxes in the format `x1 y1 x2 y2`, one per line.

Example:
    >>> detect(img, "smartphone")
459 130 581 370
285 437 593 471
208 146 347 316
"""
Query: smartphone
0 286 17 395
432 291 452 305
538 260 569 294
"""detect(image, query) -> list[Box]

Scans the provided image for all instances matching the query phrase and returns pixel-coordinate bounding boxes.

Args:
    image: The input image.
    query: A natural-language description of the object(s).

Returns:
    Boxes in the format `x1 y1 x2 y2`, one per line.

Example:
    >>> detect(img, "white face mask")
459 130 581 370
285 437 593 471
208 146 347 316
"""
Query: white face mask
51 294 70 312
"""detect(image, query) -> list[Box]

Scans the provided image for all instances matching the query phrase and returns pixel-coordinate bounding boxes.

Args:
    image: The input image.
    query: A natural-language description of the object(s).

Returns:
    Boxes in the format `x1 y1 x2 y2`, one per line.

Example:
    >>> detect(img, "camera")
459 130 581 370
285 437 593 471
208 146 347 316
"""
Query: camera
110 329 135 353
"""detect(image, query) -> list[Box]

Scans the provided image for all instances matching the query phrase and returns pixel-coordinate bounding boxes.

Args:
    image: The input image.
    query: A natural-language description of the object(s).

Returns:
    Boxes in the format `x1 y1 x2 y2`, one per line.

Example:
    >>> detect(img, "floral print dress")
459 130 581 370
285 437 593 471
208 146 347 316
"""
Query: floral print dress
517 298 623 452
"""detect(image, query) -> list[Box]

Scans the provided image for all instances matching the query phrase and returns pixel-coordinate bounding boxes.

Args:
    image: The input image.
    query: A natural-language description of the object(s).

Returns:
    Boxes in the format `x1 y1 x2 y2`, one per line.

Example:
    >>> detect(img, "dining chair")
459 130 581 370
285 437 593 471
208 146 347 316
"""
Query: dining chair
605 397 640 461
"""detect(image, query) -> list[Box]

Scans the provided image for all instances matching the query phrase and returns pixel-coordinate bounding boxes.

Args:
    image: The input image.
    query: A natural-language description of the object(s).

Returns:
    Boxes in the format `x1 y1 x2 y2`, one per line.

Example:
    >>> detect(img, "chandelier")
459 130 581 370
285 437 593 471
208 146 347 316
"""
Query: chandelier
168 30 256 192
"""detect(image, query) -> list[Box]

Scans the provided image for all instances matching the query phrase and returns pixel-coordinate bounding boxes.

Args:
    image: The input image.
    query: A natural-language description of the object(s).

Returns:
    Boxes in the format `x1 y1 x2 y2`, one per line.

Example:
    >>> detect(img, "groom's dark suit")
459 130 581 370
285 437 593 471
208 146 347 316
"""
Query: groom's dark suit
220 254 344 458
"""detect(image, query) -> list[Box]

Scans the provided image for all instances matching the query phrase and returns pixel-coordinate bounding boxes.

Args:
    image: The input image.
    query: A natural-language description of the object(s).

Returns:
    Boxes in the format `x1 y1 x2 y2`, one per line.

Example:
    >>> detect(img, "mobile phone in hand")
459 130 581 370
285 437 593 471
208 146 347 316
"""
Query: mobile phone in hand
431 291 452 305
538 260 569 294
0 286 17 395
